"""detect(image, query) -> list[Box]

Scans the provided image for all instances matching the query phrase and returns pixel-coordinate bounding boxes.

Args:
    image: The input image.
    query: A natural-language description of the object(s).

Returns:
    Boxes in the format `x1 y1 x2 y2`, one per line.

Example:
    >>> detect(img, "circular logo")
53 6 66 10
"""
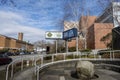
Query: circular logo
47 32 52 37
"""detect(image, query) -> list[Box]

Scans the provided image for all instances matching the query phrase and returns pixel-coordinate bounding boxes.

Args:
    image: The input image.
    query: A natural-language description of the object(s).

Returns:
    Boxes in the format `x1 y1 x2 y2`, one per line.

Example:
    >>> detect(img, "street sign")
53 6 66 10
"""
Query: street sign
63 28 78 40
45 31 63 39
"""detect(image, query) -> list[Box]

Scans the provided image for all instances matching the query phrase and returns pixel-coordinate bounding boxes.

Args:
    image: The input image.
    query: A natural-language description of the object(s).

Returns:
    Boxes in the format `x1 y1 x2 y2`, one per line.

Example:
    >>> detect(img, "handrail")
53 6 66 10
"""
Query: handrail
5 50 120 80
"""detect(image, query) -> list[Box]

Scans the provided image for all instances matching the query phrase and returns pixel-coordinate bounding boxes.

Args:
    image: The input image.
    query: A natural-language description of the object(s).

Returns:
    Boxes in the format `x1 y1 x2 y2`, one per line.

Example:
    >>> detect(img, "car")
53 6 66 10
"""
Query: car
5 52 15 56
19 52 25 55
0 54 12 65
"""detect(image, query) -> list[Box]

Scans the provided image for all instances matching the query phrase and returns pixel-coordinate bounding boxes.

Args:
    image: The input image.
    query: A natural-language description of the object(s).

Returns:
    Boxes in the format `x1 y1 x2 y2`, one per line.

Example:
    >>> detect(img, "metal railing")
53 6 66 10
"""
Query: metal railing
5 50 120 80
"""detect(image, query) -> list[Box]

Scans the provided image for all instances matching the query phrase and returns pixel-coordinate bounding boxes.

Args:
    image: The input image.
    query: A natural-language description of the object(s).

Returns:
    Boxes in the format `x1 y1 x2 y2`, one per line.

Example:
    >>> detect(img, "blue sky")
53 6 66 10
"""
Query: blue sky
0 0 111 43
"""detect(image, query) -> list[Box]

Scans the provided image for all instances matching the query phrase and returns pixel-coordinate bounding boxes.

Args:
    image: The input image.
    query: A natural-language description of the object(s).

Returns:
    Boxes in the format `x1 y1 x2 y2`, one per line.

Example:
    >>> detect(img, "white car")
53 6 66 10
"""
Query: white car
20 52 25 55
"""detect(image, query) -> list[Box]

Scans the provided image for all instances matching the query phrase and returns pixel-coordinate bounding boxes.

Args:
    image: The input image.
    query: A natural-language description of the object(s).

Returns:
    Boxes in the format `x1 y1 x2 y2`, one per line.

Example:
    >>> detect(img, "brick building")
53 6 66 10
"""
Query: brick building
87 23 113 49
79 16 97 49
64 15 113 50
79 16 97 30
0 33 33 52
65 17 113 50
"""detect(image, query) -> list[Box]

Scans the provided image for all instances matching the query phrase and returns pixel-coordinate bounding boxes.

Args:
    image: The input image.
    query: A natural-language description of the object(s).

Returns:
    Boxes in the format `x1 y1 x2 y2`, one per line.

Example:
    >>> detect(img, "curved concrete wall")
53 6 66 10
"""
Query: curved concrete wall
39 60 120 75
13 60 120 80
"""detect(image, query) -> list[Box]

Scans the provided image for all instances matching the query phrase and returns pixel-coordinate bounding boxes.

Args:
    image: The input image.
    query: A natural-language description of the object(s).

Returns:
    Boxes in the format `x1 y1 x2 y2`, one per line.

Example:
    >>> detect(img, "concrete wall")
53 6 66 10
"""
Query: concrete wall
12 60 120 80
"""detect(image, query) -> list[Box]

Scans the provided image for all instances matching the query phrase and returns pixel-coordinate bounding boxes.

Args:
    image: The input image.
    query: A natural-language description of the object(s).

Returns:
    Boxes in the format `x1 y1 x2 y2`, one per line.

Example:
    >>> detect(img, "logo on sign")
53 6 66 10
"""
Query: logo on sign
47 32 52 37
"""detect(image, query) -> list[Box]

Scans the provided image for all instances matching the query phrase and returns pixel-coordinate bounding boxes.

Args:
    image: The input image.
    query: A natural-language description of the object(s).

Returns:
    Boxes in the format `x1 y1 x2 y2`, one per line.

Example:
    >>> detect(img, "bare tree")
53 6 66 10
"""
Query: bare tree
98 0 120 27
100 33 112 48
98 0 120 49
79 11 90 49
64 0 84 28
34 40 46 52
0 0 16 6
63 0 90 51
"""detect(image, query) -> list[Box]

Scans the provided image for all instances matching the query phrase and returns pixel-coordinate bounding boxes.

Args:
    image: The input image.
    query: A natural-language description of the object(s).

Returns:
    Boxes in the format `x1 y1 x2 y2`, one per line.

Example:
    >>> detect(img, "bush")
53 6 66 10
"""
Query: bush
80 49 92 52
69 47 76 52
44 56 52 60
0 48 9 53
80 49 92 57
97 49 111 55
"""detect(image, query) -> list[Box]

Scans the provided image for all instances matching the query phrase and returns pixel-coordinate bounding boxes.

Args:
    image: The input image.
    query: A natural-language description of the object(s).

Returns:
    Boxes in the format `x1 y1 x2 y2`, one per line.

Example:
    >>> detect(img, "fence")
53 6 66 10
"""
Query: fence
5 50 120 80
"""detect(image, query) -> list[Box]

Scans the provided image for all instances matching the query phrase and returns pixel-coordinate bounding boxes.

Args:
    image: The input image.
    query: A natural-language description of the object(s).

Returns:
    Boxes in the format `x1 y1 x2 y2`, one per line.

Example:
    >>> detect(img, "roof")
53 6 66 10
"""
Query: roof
0 34 33 46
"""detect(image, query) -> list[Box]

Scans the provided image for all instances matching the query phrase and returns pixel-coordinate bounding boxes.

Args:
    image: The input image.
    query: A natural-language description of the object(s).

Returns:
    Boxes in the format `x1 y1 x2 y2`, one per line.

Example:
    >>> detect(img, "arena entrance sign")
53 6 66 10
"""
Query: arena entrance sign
63 28 78 40
45 28 78 54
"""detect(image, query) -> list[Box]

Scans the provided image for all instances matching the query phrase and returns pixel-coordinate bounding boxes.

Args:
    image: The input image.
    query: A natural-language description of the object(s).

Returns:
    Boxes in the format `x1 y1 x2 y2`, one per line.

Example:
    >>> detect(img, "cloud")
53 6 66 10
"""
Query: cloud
0 0 65 43
0 10 46 43
0 11 23 20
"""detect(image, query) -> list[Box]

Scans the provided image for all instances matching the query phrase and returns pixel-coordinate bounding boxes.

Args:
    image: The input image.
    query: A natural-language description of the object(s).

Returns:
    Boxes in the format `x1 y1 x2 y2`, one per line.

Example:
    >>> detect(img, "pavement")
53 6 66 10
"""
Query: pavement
39 67 120 80
0 65 7 71
13 67 35 80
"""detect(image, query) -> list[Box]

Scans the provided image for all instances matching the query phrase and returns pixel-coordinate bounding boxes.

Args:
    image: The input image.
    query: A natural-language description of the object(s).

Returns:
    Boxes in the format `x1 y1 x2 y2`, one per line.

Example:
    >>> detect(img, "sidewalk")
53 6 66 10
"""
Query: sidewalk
0 65 7 71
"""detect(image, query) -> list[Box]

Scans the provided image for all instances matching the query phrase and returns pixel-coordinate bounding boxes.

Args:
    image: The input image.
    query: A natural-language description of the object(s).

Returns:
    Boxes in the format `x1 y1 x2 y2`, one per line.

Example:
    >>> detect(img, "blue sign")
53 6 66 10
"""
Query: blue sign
63 28 78 40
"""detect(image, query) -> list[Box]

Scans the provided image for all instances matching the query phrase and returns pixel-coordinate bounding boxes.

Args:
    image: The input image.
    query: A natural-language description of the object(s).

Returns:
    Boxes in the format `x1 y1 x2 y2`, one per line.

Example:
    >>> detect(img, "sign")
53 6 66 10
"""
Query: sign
45 31 63 39
113 2 120 27
63 28 78 40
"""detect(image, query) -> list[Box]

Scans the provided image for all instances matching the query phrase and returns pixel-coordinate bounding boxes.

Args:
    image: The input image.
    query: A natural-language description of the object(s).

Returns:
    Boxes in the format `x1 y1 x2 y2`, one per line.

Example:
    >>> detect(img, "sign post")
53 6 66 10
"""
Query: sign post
56 40 57 54
76 36 79 56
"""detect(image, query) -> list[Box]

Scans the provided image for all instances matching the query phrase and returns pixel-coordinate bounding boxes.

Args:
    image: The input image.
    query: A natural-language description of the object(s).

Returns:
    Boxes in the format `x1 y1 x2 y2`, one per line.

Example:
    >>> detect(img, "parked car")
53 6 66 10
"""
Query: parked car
19 52 25 55
5 52 15 56
0 54 12 65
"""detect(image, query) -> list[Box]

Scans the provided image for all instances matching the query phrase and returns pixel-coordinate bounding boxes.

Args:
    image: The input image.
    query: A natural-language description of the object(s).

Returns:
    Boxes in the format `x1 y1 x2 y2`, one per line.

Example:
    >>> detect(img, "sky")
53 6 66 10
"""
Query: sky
0 0 110 43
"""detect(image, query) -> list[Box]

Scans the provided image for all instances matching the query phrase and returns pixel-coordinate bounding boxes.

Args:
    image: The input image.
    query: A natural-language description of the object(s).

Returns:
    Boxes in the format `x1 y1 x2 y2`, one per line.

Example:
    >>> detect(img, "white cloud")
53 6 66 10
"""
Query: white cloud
0 10 46 43
0 11 23 20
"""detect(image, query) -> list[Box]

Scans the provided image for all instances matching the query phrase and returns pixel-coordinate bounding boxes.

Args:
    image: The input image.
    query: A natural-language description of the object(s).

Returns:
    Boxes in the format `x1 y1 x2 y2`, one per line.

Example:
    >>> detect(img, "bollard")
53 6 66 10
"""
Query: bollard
37 66 40 80
26 60 29 67
10 64 14 80
52 55 54 62
21 58 23 71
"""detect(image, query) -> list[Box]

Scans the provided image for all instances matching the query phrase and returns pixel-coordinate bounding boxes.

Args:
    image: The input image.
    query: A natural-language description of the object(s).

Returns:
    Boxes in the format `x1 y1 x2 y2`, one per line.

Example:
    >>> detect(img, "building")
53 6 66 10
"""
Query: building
79 16 97 30
63 2 120 50
112 27 120 50
64 21 79 30
87 23 113 49
79 16 97 49
64 15 113 50
0 33 33 52
112 2 120 50
79 2 120 50
64 21 79 48
94 2 120 50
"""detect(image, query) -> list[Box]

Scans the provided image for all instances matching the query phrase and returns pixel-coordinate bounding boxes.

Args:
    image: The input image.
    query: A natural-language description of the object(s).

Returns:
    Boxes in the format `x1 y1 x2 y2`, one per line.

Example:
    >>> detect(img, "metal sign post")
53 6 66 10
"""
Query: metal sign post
56 40 57 54
66 40 68 54
76 36 79 56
